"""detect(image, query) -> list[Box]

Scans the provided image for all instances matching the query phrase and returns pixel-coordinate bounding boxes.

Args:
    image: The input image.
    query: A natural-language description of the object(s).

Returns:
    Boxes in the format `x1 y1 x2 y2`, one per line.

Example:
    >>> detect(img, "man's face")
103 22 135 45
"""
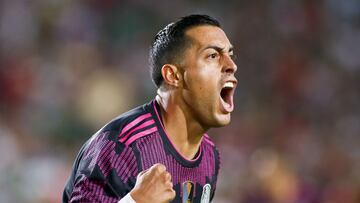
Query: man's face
179 25 237 129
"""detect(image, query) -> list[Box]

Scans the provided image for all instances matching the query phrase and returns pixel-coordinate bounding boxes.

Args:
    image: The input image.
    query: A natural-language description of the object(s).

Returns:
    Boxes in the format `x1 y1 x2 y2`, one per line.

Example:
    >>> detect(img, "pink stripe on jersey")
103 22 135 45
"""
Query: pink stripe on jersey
114 147 137 182
203 134 215 146
119 119 155 143
125 126 158 146
83 134 137 183
119 113 152 137
70 176 119 202
97 141 116 177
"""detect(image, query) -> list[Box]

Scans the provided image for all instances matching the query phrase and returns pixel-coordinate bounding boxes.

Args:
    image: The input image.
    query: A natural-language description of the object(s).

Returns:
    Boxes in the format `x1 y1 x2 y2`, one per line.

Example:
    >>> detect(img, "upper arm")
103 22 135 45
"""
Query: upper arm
68 131 139 202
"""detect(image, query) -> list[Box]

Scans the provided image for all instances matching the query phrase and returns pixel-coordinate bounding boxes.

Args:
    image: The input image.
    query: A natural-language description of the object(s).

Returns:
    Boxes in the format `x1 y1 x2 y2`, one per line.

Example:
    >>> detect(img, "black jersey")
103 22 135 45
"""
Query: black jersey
63 100 220 203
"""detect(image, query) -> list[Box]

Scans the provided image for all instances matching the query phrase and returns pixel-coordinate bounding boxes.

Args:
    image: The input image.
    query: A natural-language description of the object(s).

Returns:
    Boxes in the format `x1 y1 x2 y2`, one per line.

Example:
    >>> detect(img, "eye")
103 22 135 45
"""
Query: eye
230 54 237 60
208 52 219 59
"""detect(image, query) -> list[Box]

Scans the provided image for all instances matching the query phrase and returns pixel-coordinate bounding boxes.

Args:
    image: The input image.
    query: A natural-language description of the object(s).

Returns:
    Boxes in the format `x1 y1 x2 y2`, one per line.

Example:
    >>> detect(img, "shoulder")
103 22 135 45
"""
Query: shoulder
101 103 150 134
202 134 220 163
203 134 219 153
202 134 221 182
79 103 152 157
97 101 158 146
75 104 152 178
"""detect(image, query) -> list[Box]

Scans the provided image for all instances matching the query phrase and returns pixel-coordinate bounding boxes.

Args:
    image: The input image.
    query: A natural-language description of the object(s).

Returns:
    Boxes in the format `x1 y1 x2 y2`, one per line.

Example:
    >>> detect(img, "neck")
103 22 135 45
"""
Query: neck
156 89 206 160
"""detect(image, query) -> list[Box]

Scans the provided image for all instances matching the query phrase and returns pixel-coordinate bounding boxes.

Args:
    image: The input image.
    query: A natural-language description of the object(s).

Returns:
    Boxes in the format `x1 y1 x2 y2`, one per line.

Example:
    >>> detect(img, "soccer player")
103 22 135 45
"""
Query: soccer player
63 14 237 203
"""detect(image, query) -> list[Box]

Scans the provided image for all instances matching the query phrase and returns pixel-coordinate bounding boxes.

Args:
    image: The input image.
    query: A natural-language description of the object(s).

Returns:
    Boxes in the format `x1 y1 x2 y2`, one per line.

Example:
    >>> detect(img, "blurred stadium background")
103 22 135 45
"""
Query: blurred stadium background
0 0 359 202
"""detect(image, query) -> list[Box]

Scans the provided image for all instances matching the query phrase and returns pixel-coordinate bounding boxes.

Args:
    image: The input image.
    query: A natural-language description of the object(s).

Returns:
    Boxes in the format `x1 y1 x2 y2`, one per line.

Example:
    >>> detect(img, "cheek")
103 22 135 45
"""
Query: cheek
185 64 219 90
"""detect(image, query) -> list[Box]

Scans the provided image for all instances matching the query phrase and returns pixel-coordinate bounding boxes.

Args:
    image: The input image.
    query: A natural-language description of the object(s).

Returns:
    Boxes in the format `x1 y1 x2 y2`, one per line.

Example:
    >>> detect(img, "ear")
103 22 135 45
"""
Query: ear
161 64 181 87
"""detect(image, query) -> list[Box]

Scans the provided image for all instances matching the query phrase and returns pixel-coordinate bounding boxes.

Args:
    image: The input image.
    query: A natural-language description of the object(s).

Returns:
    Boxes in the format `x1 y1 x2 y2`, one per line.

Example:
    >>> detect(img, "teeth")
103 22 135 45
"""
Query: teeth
223 82 234 88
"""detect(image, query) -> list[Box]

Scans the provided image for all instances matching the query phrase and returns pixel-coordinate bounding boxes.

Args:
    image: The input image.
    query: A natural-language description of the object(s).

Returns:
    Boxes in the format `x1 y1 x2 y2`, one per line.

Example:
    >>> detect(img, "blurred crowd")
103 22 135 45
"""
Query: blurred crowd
0 0 359 202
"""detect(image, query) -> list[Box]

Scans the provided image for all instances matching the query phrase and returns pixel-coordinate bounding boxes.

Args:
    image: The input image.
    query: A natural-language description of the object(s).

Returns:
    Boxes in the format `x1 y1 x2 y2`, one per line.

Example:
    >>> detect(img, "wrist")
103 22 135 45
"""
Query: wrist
130 189 143 203
118 193 137 203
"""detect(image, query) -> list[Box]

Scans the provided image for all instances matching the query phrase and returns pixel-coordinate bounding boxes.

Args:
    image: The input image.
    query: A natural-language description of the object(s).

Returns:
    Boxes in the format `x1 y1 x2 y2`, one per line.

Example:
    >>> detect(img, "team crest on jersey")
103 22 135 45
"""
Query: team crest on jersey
201 184 211 203
182 181 195 203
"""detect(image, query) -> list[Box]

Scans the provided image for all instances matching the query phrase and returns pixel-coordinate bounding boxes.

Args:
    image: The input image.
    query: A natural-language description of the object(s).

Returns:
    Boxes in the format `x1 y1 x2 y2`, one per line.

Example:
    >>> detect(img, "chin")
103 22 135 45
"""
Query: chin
212 114 231 127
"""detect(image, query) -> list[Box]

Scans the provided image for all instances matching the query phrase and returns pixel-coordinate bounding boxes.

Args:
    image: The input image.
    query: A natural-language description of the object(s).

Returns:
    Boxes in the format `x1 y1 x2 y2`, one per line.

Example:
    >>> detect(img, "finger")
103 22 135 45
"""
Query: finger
165 181 173 189
163 189 176 203
167 188 176 201
137 168 149 178
150 163 166 175
163 171 172 181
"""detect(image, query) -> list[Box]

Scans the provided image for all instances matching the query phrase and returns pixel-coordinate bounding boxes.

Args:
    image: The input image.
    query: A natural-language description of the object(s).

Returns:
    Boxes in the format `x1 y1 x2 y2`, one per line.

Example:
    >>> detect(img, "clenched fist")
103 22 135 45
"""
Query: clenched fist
130 163 176 203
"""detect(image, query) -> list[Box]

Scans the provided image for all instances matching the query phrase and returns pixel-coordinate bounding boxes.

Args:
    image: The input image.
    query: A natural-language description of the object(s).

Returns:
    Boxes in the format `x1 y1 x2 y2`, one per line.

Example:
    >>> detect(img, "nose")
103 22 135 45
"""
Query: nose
222 54 237 74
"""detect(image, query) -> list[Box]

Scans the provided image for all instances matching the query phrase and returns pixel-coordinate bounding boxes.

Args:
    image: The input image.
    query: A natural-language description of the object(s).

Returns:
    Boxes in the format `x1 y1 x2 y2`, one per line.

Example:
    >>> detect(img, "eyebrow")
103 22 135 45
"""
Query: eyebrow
201 45 234 53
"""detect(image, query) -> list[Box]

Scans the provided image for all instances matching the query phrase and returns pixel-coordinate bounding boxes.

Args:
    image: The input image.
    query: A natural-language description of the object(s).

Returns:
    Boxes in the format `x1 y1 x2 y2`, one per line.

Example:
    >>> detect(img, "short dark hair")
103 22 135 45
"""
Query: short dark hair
149 14 221 88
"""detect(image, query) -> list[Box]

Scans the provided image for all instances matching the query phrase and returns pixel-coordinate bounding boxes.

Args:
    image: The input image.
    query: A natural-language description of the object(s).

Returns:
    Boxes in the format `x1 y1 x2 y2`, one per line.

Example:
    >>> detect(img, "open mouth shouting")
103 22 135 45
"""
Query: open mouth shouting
219 80 237 113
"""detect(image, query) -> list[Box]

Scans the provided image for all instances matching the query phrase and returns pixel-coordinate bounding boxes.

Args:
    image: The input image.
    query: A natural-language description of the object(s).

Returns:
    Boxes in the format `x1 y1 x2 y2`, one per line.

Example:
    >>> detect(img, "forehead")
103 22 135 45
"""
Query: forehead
185 25 232 49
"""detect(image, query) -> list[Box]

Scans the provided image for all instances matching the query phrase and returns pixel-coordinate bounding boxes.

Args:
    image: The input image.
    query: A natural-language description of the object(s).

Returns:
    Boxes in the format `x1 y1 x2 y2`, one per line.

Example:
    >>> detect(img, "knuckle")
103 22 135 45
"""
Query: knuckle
137 170 146 177
163 171 169 177
161 171 171 182
165 172 172 180
153 163 166 174
170 189 176 198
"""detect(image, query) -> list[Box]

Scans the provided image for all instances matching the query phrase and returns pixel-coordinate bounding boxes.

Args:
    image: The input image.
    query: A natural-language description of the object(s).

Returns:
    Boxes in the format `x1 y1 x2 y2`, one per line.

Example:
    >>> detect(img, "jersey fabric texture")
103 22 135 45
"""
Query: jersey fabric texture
62 100 220 203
